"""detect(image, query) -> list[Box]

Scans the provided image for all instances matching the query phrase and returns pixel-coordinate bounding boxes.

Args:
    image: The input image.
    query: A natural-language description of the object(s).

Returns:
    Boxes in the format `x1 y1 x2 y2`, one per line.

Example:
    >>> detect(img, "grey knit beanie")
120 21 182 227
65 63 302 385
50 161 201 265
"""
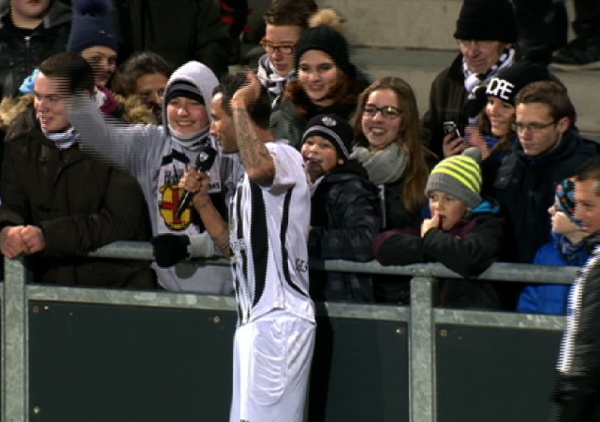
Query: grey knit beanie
425 148 483 209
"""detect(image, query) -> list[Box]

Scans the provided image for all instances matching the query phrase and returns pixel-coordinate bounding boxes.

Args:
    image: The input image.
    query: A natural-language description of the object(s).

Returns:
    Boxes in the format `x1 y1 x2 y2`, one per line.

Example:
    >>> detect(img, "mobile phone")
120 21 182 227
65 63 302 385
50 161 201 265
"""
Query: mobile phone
443 121 462 139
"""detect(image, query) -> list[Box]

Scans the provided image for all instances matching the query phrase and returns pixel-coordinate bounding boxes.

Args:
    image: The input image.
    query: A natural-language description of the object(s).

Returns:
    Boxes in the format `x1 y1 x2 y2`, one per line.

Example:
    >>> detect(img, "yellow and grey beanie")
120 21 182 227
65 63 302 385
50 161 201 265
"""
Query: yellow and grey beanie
425 148 483 209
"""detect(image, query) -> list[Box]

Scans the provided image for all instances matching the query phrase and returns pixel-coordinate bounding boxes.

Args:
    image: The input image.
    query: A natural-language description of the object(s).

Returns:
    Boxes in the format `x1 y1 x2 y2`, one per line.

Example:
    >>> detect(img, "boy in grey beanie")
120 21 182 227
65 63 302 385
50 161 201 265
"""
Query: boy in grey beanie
373 148 511 309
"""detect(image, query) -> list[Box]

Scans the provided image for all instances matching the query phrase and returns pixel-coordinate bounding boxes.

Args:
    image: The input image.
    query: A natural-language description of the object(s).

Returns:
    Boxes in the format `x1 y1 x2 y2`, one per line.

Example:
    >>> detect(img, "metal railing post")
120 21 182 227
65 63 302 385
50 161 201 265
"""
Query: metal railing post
2 257 30 422
409 275 436 422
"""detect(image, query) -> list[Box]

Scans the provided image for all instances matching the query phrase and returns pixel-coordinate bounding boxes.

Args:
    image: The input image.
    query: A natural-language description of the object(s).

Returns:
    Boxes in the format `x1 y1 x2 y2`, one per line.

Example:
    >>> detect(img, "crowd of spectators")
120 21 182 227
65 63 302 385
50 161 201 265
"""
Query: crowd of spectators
0 0 598 315
3 0 600 419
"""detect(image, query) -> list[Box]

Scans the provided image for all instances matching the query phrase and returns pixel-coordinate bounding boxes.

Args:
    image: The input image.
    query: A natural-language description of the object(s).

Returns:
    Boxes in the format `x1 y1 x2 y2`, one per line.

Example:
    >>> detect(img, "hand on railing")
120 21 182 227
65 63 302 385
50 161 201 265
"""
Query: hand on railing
150 234 191 267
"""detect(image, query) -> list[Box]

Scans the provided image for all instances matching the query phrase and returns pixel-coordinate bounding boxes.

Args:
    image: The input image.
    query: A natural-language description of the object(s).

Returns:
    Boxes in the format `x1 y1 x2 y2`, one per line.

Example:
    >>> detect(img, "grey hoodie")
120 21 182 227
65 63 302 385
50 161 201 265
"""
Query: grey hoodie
68 61 235 294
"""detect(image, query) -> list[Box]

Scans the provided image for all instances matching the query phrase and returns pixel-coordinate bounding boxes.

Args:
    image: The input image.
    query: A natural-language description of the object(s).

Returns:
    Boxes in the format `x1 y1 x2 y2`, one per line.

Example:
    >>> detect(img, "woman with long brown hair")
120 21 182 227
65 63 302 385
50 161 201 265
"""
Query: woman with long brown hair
351 76 434 231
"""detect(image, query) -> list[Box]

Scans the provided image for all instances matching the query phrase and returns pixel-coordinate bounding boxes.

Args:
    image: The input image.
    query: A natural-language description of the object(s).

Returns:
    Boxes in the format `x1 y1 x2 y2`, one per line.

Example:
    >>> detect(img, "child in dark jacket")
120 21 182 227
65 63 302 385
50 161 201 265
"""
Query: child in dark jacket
302 114 381 302
517 177 589 315
372 148 506 309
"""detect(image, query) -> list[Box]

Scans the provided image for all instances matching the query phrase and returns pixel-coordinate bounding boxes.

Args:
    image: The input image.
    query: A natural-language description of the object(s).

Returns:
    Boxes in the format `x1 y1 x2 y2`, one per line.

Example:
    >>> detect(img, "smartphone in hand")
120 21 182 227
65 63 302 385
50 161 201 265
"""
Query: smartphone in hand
443 121 462 139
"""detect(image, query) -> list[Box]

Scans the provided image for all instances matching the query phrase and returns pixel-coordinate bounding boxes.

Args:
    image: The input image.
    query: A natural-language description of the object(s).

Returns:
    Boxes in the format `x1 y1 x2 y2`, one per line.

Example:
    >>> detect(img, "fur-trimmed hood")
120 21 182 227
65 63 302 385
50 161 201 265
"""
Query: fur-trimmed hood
0 92 157 132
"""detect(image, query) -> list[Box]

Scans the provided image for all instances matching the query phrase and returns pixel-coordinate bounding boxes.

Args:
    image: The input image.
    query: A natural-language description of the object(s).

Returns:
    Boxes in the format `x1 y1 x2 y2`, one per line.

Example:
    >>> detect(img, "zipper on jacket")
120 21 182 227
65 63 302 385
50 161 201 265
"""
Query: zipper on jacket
24 35 32 74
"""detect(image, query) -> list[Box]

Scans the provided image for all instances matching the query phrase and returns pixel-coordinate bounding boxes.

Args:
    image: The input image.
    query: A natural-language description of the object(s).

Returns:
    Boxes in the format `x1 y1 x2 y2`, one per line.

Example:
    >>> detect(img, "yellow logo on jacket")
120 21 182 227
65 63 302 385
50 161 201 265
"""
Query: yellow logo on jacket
158 183 192 230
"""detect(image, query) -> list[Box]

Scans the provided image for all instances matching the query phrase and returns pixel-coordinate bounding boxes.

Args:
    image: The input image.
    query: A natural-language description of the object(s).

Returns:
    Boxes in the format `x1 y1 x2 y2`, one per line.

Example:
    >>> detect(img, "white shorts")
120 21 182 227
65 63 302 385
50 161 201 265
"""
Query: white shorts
229 310 316 422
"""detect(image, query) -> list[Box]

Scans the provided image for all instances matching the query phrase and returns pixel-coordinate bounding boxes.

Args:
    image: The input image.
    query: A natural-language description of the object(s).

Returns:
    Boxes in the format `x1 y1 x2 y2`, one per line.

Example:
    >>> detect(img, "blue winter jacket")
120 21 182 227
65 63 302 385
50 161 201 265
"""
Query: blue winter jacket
517 234 589 315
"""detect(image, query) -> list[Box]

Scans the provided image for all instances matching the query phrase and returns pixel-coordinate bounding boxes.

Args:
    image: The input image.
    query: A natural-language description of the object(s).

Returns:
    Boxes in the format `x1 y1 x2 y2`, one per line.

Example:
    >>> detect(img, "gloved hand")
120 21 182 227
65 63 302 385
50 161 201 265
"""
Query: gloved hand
151 234 191 268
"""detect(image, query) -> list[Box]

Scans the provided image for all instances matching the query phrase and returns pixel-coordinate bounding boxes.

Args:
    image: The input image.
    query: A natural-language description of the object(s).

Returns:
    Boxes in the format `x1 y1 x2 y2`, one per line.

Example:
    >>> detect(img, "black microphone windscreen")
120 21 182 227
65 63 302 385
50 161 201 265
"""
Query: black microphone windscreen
195 146 217 173
174 145 218 220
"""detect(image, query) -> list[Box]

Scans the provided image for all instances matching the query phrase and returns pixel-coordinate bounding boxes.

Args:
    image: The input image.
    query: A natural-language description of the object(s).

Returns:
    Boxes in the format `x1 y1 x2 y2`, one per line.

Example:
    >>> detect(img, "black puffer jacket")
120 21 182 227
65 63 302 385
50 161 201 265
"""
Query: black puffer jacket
0 0 71 98
0 107 154 288
308 160 381 302
551 231 600 421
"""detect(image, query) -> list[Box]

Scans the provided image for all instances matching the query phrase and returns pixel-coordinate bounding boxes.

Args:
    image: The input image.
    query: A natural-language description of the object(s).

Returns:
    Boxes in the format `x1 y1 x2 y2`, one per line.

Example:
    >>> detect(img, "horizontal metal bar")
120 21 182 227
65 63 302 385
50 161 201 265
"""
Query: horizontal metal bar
86 241 578 285
434 308 566 331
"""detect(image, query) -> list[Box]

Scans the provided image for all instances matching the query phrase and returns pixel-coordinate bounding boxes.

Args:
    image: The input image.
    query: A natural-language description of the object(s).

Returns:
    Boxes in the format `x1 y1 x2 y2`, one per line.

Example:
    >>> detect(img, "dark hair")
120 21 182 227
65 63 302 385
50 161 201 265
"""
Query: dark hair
352 76 434 215
213 72 271 129
477 104 516 157
39 52 95 94
577 156 600 196
113 51 173 97
515 80 577 129
264 0 318 29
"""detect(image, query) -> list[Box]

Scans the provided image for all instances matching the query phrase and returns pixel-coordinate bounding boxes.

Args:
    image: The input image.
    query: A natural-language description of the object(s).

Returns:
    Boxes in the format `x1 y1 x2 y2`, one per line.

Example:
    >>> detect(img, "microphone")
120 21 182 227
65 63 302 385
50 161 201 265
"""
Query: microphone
175 145 218 219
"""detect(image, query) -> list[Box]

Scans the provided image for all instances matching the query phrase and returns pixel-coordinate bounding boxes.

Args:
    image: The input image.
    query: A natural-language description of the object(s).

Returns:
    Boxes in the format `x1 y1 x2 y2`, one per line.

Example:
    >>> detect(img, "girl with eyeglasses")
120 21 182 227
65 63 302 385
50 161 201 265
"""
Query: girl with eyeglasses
270 8 370 150
348 77 435 304
350 76 435 232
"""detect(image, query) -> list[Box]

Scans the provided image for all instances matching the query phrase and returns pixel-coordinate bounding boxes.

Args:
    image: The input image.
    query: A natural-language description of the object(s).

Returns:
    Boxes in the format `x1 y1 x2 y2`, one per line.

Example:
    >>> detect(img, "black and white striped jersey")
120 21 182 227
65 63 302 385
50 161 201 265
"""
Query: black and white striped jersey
229 141 315 325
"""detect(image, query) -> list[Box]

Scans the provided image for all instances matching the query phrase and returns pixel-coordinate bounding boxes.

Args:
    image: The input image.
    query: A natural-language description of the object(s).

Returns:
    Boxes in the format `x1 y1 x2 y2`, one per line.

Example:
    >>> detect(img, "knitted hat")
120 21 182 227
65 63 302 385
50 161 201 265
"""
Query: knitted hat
67 0 118 53
556 177 583 227
164 81 205 105
425 147 483 209
454 0 517 43
485 61 550 105
302 114 353 161
294 25 356 79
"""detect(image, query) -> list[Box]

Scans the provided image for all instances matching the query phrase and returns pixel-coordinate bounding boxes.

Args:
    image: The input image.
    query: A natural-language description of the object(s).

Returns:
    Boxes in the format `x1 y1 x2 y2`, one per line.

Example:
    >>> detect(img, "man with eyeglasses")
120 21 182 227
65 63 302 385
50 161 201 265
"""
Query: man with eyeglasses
256 0 318 102
492 80 600 266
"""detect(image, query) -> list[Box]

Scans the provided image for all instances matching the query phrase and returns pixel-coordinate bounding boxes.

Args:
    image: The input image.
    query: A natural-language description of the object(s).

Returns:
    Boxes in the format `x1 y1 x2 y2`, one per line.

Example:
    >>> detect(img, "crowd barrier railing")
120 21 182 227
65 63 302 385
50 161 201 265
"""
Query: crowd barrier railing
1 241 576 422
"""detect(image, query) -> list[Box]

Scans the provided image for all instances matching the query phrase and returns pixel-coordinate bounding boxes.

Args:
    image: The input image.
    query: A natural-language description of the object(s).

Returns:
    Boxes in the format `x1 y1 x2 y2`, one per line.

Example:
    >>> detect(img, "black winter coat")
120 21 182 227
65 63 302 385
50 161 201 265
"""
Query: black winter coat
0 1 71 99
0 108 154 288
308 160 380 302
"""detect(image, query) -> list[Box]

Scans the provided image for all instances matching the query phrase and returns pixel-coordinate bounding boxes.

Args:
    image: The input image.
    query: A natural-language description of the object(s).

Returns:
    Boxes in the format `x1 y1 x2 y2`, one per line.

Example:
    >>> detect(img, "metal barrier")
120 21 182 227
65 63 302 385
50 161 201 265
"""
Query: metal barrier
1 241 576 422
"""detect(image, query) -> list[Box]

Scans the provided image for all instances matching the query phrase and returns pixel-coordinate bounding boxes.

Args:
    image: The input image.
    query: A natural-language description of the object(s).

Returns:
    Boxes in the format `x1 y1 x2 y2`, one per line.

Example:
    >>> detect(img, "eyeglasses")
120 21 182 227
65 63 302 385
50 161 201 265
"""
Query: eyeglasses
260 37 296 55
363 105 403 119
512 121 556 133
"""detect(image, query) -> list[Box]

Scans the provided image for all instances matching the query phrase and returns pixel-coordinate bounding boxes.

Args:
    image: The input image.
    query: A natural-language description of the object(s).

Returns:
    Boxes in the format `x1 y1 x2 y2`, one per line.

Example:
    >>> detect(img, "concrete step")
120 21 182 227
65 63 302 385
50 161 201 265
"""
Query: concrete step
319 0 577 50
318 0 462 50
349 47 600 139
